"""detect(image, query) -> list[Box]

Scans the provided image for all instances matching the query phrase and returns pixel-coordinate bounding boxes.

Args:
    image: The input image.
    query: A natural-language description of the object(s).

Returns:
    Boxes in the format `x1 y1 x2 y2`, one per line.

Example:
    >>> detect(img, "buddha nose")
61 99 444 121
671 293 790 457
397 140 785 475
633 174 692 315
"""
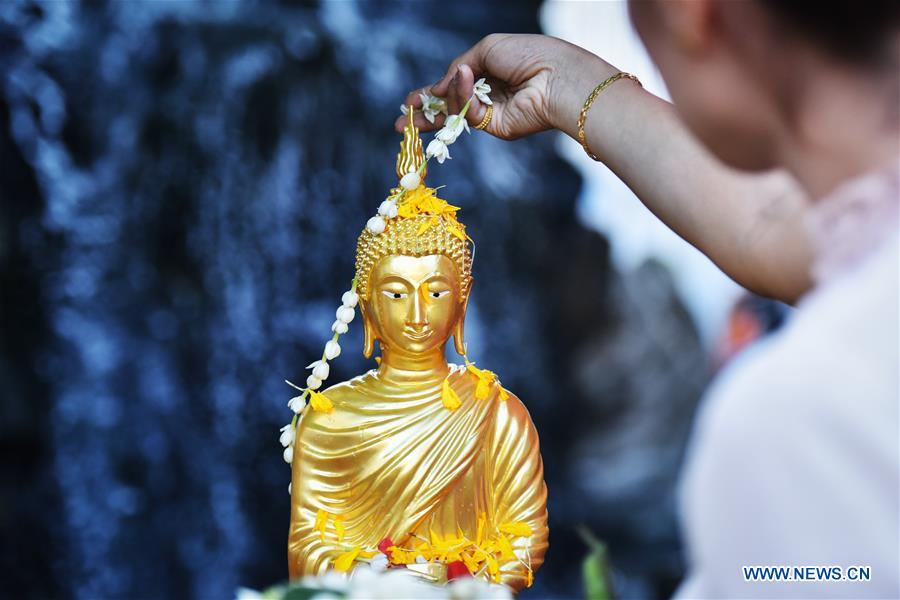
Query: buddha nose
407 288 428 330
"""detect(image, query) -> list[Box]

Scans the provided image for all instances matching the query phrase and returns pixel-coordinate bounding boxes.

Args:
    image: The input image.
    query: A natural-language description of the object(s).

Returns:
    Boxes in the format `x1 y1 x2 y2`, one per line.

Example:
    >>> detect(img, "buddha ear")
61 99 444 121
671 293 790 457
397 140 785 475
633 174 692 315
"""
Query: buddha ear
452 293 470 357
360 301 378 358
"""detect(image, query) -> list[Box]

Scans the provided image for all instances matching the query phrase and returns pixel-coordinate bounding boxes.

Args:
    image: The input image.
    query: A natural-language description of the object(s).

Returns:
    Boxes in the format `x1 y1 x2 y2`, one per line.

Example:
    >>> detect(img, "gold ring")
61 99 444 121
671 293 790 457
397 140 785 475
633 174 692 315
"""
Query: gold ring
474 105 493 130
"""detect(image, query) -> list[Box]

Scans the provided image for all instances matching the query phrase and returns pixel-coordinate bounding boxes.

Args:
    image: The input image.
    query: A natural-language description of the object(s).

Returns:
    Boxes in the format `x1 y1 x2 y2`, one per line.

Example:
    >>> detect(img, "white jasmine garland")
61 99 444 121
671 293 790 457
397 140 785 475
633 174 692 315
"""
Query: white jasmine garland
419 92 448 123
279 423 295 447
402 94 449 124
426 139 450 163
399 172 420 190
437 114 469 145
473 77 493 106
309 360 330 381
336 305 355 324
305 374 322 391
377 200 396 217
435 127 457 145
288 394 307 413
341 290 359 308
366 215 386 234
281 279 359 483
324 340 341 360
400 84 491 183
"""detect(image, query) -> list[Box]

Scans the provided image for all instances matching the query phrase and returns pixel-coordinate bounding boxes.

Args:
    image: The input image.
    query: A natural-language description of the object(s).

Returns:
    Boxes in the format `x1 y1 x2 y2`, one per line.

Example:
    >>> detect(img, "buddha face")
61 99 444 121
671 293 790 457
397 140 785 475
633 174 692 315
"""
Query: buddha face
363 254 466 356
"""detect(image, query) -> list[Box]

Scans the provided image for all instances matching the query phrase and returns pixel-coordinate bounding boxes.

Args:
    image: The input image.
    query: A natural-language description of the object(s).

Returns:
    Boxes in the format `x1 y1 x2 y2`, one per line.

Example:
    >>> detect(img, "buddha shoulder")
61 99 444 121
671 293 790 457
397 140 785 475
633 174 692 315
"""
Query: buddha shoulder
493 387 540 439
295 371 377 427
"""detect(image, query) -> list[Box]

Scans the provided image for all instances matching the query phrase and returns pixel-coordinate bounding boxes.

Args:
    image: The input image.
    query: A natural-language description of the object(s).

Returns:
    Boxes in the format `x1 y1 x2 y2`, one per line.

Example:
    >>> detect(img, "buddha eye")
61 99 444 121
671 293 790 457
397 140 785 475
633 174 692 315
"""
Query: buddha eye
430 290 450 299
382 290 407 300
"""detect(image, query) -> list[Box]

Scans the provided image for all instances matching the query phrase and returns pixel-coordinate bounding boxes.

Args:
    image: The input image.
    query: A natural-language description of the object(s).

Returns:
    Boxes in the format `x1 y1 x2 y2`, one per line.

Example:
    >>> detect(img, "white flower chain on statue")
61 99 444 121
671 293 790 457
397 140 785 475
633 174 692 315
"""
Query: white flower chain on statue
366 215 386 235
324 339 341 360
399 172 420 190
279 423 295 447
378 199 399 219
280 281 358 472
287 394 307 415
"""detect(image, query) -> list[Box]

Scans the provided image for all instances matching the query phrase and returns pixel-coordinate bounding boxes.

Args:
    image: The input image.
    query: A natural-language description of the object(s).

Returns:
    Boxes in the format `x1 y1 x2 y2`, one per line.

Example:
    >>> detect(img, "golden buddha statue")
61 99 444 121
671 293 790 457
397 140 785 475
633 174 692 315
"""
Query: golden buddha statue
286 112 548 593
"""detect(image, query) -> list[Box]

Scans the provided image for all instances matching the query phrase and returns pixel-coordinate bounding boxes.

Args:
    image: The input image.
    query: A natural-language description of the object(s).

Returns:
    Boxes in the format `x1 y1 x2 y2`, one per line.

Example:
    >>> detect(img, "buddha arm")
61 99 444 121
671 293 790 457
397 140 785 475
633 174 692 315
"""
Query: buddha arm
287 431 340 579
490 391 549 591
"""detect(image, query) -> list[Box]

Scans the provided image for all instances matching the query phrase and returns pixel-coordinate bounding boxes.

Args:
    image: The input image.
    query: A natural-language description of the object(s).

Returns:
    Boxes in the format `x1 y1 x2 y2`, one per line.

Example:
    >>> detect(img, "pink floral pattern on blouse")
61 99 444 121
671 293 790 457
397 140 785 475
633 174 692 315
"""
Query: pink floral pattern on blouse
806 162 899 284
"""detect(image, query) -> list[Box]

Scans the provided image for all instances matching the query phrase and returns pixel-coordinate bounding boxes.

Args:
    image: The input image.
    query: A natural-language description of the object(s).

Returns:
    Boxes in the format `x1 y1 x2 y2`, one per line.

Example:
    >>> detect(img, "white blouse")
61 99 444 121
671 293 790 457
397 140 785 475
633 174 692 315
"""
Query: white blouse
676 165 900 599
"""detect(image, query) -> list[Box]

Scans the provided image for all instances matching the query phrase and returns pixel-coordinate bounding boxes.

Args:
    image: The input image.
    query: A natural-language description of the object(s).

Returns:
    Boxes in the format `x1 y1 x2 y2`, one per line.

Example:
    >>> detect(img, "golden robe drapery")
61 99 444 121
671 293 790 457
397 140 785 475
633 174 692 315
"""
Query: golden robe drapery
288 364 548 591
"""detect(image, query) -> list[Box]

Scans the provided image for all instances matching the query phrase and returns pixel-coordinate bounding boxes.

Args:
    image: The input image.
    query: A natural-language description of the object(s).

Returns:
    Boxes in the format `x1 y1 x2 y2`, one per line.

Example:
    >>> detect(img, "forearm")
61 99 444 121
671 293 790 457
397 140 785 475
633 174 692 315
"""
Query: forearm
550 55 813 302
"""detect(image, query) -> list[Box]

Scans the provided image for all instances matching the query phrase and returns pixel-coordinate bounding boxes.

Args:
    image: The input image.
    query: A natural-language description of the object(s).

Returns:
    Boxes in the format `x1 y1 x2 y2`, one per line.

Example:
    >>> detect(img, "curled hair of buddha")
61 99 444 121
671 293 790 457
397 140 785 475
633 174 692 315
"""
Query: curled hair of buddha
355 214 472 302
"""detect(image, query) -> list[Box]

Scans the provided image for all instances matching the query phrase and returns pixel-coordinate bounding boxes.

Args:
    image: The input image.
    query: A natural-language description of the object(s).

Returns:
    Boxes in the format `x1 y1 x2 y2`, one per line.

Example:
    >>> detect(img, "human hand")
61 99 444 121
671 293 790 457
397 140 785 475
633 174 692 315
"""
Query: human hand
395 34 618 140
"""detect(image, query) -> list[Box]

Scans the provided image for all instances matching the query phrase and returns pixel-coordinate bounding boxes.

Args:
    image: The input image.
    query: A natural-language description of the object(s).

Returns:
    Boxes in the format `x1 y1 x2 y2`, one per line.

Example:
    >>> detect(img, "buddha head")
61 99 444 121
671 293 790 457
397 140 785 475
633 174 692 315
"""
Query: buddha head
354 113 473 359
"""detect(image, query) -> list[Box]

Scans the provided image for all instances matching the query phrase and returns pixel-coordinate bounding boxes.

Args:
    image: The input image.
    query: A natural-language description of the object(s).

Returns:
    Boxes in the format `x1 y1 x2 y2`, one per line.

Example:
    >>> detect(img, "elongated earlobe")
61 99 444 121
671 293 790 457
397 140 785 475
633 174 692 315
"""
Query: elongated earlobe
361 303 377 358
452 295 469 356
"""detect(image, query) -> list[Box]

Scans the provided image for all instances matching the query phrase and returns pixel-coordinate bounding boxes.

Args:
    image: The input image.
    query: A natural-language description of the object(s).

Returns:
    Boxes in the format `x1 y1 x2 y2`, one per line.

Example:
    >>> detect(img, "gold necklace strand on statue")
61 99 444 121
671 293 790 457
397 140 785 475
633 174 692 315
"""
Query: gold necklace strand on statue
576 72 642 161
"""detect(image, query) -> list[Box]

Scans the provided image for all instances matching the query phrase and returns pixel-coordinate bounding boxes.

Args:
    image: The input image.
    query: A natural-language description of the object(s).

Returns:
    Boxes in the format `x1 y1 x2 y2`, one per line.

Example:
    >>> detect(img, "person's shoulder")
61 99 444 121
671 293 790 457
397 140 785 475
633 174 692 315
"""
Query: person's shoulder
791 234 898 366
706 245 898 430
700 330 846 440
694 291 897 465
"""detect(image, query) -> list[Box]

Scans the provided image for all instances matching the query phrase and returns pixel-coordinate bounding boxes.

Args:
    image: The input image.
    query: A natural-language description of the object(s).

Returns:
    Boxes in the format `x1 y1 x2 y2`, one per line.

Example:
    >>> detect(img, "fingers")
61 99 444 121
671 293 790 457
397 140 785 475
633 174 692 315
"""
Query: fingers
429 70 455 99
456 64 487 128
393 110 447 133
397 34 507 133
467 98 487 129
447 63 475 116
401 86 433 110
394 63 475 133
432 34 500 96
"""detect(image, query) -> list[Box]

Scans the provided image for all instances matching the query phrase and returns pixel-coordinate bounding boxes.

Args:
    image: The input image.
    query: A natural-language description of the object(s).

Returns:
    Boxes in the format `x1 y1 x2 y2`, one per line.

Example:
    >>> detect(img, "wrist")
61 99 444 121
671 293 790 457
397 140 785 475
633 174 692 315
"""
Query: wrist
547 50 619 140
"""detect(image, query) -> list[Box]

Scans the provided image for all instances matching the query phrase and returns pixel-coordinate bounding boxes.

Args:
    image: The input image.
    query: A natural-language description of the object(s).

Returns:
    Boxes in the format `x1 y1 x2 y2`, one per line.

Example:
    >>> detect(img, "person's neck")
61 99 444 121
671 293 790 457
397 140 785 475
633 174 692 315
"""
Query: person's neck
377 346 449 384
775 62 899 200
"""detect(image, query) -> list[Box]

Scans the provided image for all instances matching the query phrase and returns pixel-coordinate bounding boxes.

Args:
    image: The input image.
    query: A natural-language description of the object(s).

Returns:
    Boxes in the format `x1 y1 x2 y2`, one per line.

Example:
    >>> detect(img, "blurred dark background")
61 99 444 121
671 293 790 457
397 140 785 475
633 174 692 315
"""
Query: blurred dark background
0 1 722 598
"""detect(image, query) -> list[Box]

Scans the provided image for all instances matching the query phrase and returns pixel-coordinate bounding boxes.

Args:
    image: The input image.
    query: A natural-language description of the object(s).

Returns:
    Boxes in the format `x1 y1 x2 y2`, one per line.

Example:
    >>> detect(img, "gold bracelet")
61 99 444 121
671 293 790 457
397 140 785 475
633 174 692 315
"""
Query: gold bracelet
577 72 642 161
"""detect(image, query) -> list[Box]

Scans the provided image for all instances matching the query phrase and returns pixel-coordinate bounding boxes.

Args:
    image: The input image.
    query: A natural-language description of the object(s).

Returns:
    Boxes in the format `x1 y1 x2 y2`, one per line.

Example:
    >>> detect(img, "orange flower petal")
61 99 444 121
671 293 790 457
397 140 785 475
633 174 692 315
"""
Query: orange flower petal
333 547 361 572
309 390 333 413
442 378 461 410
